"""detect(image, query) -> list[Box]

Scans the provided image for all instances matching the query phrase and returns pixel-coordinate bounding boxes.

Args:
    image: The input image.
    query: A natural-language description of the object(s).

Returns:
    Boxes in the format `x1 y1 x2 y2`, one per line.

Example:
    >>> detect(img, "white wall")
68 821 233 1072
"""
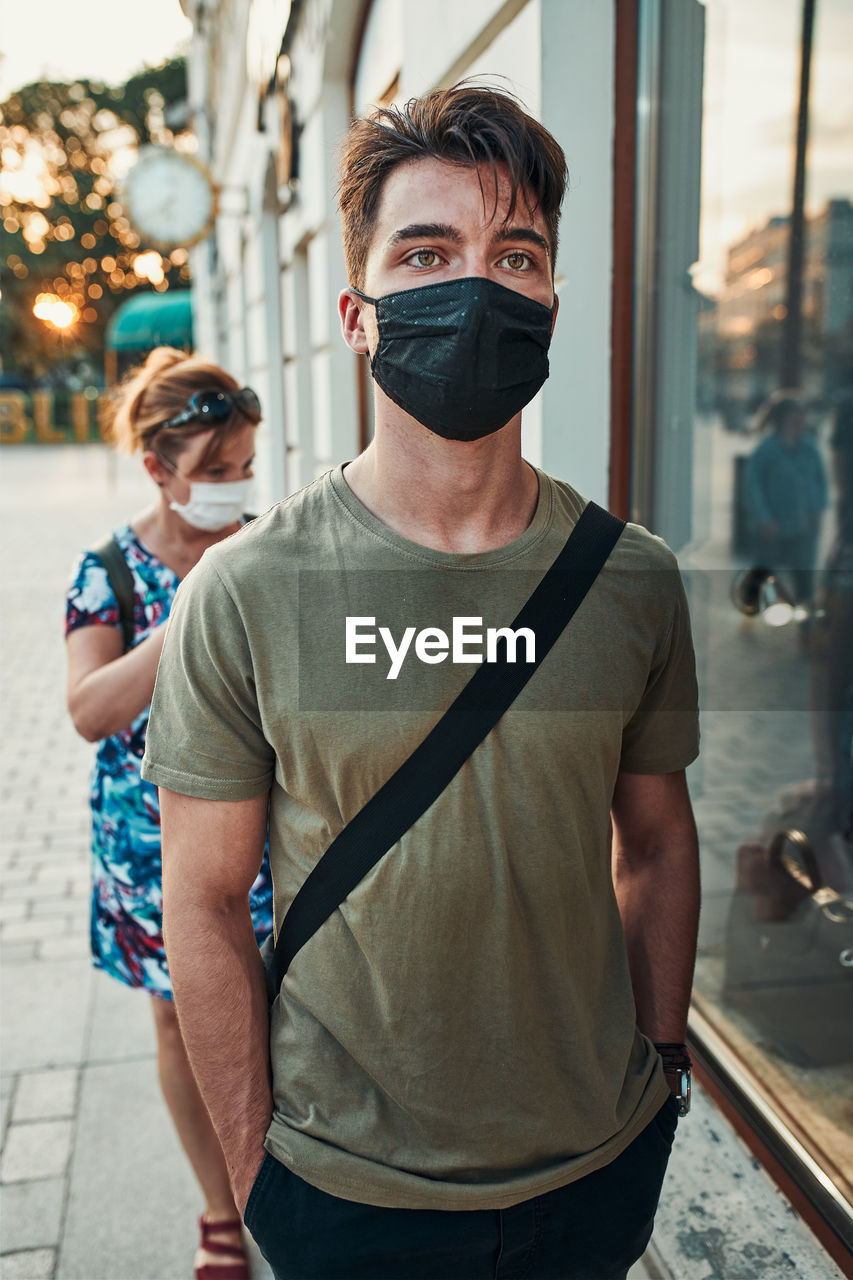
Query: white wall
354 0 403 111
539 0 614 504
274 0 364 484
400 0 530 97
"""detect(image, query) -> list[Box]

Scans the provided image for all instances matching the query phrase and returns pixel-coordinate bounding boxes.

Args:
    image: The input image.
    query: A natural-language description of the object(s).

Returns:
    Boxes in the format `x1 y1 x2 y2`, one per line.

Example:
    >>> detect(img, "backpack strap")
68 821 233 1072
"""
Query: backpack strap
89 535 135 653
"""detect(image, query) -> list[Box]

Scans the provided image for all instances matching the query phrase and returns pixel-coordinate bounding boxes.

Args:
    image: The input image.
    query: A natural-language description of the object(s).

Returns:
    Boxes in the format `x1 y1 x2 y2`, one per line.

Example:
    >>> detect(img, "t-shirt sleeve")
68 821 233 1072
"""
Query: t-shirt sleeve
141 557 275 800
65 551 122 637
619 565 700 774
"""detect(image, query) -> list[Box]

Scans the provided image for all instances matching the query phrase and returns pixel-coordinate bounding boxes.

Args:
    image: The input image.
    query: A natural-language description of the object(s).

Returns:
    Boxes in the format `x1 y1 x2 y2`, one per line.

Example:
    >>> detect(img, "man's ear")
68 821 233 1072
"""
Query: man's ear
339 288 371 355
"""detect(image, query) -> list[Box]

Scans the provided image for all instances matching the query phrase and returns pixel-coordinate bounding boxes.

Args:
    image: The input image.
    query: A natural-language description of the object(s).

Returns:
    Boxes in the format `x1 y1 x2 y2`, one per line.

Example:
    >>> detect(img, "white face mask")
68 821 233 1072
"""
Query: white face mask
169 479 252 532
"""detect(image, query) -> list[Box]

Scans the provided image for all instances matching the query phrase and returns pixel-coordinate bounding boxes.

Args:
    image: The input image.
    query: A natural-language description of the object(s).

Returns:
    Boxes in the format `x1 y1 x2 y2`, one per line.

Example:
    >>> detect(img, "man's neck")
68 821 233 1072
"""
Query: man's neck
343 418 539 554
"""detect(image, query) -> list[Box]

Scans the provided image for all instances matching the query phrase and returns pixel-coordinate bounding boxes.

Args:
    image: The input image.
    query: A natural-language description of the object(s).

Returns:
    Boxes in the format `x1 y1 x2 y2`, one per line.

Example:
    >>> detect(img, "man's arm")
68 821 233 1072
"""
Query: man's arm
160 788 272 1214
610 769 700 1044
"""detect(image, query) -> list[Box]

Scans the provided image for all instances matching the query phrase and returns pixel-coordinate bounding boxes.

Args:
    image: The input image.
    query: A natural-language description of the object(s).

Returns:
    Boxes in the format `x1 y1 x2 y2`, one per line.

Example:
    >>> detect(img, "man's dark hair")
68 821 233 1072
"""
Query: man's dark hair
338 83 568 289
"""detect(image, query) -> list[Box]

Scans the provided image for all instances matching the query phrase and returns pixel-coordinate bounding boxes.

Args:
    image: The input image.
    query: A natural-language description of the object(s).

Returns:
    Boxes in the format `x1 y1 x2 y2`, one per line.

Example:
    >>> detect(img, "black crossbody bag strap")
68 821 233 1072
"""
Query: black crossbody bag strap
270 500 625 988
89 534 135 653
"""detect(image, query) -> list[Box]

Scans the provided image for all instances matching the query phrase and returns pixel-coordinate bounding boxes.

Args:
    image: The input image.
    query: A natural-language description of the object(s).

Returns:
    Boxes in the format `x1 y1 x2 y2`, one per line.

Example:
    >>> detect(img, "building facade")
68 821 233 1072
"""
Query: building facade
179 1 853 1273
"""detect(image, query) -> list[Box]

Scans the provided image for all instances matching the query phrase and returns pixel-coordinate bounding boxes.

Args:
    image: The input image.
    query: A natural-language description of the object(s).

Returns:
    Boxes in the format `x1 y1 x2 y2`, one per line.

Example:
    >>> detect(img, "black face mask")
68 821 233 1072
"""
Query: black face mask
352 276 555 441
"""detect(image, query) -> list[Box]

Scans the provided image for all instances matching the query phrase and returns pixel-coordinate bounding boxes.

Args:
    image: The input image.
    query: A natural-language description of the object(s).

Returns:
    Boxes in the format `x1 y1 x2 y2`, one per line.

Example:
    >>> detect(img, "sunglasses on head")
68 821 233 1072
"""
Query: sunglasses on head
159 387 262 433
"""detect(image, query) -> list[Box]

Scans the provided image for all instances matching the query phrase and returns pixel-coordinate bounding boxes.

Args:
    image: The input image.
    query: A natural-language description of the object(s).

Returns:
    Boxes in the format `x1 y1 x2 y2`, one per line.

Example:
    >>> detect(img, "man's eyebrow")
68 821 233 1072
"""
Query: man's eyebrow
387 222 463 246
491 226 551 256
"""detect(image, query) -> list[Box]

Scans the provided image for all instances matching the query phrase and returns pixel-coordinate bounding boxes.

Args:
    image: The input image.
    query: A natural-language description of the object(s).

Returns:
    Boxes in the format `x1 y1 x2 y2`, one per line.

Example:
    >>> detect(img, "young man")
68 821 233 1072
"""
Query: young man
142 85 700 1280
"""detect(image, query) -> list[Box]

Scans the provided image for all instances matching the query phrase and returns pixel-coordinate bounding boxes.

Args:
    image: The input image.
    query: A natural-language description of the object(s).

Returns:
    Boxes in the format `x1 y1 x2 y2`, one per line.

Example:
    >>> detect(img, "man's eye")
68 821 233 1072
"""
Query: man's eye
409 249 438 268
502 251 531 271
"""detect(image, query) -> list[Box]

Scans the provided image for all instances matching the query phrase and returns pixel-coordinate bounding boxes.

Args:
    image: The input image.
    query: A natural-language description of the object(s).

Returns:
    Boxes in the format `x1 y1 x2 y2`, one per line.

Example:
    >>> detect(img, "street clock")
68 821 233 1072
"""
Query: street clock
123 146 217 250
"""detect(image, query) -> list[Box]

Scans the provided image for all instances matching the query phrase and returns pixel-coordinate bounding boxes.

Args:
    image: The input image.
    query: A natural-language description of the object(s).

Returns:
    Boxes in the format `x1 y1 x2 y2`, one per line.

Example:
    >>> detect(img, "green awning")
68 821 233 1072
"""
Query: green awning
105 290 193 352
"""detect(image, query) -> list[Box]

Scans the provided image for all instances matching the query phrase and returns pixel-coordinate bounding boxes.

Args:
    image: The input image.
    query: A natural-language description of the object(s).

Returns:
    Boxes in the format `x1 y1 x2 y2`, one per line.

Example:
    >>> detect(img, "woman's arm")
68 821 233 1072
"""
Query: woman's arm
66 623 168 742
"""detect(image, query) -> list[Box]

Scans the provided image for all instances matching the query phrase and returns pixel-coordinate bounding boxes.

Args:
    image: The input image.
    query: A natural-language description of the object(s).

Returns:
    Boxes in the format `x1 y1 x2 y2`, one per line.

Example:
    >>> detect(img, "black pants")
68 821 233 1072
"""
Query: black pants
244 1095 678 1280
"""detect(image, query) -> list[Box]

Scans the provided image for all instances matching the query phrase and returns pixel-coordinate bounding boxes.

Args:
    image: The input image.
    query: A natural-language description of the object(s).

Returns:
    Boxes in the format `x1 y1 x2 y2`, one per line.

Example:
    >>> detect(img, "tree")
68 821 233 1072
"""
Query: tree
0 57 190 383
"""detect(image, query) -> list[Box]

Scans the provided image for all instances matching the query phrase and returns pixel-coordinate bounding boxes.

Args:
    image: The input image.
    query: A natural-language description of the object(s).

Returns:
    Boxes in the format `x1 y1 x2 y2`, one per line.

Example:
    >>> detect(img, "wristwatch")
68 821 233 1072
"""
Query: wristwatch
655 1042 692 1117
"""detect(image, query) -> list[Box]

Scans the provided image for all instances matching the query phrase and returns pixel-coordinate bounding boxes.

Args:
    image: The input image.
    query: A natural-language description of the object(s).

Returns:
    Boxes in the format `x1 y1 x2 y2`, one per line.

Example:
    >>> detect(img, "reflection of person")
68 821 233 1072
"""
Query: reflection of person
143 87 701 1280
744 391 827 603
65 347 272 1280
819 395 853 849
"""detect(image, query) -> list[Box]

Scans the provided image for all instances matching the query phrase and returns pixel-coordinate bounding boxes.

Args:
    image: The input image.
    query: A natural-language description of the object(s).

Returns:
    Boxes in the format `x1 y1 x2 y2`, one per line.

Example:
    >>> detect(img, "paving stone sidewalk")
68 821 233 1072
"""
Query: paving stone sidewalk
0 444 844 1280
0 445 270 1280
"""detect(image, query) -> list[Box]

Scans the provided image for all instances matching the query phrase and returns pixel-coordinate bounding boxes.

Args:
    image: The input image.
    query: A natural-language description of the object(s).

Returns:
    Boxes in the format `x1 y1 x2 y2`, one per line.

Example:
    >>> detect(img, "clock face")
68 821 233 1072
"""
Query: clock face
124 147 216 249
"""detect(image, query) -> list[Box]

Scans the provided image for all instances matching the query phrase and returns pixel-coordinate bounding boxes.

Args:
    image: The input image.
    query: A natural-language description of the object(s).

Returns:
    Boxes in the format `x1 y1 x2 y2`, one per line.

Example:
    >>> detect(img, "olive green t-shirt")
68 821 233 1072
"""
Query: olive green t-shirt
142 464 699 1210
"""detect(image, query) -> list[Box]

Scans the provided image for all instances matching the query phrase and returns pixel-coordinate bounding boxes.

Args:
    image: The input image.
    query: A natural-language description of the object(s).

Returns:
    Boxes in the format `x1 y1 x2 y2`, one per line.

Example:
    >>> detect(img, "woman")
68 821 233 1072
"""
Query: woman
818 395 853 860
744 391 828 606
65 346 272 1280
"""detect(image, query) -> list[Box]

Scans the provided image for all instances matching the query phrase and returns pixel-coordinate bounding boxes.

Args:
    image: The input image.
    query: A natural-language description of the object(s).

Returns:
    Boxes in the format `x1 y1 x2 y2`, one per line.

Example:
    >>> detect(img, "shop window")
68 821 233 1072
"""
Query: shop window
636 0 853 1241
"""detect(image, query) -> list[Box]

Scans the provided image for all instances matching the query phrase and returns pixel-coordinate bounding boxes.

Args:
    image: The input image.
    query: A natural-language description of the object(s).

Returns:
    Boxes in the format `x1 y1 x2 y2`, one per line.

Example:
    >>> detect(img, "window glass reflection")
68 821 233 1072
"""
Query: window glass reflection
685 0 852 1202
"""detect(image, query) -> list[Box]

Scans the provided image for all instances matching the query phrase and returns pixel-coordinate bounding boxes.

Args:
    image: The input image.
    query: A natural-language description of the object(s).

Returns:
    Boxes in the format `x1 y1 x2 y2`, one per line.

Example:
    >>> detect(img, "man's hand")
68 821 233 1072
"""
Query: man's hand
159 789 275 1213
232 1148 268 1218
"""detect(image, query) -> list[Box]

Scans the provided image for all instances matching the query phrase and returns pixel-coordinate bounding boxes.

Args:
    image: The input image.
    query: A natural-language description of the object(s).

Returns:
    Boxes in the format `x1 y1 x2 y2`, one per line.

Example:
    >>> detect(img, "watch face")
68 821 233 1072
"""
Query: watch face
125 147 215 248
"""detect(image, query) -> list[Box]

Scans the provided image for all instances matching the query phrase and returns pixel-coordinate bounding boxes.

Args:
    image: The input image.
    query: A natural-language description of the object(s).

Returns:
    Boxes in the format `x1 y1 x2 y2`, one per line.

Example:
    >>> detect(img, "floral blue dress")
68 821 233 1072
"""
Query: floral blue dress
65 523 273 999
